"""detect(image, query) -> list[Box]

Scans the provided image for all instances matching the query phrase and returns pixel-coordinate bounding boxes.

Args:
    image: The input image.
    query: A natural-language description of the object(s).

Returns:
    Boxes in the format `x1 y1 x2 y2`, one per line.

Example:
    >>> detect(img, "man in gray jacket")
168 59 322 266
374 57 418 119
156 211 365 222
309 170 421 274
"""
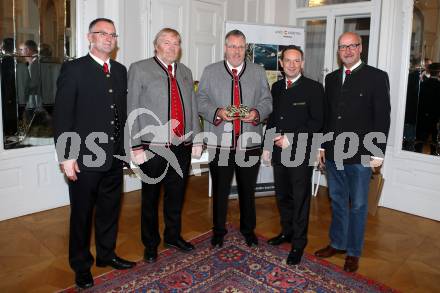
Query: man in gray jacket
198 30 272 248
128 28 202 263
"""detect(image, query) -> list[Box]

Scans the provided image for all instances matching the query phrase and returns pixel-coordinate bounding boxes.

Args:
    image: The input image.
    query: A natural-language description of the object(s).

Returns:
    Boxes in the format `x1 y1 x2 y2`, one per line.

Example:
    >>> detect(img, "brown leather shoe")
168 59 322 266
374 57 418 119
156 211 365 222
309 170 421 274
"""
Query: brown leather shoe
343 256 359 272
314 245 346 258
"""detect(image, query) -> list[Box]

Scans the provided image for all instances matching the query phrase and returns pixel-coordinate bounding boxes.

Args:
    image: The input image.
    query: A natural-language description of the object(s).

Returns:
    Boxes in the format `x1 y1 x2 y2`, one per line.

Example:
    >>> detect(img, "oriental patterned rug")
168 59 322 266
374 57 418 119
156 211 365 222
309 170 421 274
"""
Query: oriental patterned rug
60 227 397 292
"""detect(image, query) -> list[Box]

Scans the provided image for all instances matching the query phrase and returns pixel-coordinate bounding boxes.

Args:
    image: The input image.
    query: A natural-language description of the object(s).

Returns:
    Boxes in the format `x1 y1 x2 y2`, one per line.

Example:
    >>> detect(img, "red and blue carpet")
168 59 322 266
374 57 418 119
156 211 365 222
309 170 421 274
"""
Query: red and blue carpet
61 228 397 292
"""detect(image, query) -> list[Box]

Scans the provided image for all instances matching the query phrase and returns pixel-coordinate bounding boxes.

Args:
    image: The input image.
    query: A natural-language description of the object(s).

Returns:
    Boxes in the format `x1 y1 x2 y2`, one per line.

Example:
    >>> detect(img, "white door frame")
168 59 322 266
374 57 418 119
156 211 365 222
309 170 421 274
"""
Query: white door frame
291 0 382 76
188 0 227 80
379 0 440 221
333 14 371 70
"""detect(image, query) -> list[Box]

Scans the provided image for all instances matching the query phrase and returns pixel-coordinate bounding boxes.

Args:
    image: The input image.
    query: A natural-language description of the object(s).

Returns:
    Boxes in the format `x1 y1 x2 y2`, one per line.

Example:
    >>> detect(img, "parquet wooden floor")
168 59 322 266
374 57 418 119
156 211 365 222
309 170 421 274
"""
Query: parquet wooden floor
0 173 439 292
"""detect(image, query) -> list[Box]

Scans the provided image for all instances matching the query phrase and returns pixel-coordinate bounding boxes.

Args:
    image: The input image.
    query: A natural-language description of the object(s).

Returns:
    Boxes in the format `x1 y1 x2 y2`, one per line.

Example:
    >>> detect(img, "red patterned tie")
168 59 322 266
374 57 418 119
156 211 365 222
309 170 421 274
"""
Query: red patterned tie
232 68 241 137
103 62 109 74
287 80 292 89
168 64 184 138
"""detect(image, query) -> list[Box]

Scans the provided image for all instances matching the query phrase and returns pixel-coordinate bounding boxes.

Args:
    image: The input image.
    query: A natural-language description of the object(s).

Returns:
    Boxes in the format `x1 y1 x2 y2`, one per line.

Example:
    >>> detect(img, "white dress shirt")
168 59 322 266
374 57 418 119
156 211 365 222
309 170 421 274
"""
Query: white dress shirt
89 52 111 72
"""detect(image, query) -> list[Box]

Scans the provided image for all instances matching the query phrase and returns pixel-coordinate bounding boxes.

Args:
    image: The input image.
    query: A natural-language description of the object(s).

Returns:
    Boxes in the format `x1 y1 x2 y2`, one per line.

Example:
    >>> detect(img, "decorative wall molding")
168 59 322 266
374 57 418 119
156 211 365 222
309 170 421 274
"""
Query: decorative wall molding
380 0 440 221
244 0 259 23
263 0 275 24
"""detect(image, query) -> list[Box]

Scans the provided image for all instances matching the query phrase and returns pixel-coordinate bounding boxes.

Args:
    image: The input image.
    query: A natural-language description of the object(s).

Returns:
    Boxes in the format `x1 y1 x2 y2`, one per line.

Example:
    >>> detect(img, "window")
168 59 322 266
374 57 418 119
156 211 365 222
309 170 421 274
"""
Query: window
296 0 370 8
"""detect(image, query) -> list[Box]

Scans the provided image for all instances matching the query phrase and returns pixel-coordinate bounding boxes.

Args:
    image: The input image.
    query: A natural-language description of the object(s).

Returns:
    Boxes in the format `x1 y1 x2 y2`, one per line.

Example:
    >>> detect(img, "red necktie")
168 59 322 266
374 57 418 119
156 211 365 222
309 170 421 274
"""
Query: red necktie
287 80 292 89
103 62 109 74
345 69 351 76
232 68 241 137
168 64 184 138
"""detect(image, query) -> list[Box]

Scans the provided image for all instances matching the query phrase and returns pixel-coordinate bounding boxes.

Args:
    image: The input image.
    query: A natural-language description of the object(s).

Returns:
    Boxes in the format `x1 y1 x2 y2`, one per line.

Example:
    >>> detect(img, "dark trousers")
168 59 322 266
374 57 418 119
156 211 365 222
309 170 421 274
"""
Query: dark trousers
68 158 123 273
209 148 261 237
273 163 313 249
139 144 191 249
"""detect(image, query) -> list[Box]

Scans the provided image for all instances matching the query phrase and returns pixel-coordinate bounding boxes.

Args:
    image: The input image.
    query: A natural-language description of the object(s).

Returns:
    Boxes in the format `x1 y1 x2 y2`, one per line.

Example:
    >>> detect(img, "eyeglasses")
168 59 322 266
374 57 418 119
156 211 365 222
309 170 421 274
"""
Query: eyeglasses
226 45 246 50
91 31 119 39
338 43 360 51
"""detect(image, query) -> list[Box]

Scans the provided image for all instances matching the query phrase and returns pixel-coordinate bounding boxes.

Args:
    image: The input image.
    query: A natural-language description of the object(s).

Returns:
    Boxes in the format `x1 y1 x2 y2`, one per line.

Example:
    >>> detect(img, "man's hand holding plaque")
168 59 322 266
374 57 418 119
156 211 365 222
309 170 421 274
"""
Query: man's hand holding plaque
217 104 258 124
225 104 251 119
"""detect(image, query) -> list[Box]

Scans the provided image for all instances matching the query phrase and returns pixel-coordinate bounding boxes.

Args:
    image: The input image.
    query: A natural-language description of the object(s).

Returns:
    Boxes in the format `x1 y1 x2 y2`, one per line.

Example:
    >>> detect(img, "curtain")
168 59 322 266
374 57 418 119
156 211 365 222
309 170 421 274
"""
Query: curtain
303 20 326 83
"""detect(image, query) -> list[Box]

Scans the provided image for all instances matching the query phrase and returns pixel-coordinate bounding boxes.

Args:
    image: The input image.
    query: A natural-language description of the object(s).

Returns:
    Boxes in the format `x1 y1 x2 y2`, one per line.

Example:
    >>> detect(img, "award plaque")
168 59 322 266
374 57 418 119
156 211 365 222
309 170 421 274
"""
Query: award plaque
225 104 250 118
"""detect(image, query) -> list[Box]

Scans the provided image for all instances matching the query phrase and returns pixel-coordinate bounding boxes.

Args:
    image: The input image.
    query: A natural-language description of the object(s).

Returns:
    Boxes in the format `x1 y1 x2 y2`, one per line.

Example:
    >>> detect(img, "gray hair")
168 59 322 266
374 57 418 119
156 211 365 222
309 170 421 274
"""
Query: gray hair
225 29 246 44
153 28 182 47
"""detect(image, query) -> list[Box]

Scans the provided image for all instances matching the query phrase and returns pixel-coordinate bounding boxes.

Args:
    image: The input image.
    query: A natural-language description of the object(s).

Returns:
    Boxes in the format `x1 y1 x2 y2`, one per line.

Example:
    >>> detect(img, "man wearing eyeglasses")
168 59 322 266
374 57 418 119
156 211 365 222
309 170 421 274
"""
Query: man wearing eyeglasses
127 28 202 264
197 30 272 248
54 18 135 289
314 32 391 273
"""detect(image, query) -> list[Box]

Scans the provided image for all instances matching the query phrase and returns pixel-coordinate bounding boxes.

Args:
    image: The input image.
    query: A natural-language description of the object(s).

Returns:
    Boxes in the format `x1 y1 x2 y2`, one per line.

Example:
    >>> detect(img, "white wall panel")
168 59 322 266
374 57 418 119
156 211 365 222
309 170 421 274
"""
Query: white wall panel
76 0 98 56
151 0 189 64
193 43 216 80
0 168 21 190
37 162 50 186
189 0 225 80
227 0 245 21
122 0 149 66
246 0 259 22
0 150 68 221
273 0 291 25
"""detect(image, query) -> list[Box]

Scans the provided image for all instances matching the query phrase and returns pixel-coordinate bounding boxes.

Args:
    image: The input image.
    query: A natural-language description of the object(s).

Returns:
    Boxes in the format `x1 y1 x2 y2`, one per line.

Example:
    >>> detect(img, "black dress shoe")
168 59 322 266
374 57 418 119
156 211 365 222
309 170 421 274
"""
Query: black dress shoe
144 248 158 263
244 234 258 247
96 255 136 270
267 233 291 246
211 234 224 248
75 271 93 289
286 248 303 265
164 237 195 252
